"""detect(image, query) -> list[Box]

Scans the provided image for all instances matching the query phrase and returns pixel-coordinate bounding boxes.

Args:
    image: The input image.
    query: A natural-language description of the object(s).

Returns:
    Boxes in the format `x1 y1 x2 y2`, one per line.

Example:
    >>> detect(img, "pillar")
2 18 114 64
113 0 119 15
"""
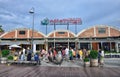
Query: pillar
45 39 48 52
90 42 92 50
116 42 119 53
33 44 36 53
110 42 112 51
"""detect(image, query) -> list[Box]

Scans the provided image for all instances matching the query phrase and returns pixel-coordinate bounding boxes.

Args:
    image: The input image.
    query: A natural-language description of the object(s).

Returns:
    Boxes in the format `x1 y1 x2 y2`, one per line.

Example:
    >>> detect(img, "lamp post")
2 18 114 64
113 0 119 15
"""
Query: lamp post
29 7 34 52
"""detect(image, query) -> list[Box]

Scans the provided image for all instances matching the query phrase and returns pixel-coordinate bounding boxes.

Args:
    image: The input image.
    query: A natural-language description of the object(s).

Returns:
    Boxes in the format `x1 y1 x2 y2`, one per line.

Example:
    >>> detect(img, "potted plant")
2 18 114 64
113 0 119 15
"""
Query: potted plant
1 50 10 63
84 57 90 67
90 50 98 67
7 55 13 60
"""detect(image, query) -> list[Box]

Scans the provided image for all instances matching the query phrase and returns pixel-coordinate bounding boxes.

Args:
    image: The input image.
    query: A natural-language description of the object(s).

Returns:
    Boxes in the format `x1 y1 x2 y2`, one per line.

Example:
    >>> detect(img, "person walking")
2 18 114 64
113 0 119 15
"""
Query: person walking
20 52 25 61
79 49 83 61
65 47 69 61
83 48 87 60
98 49 102 65
48 47 53 62
34 53 41 65
69 47 73 62
27 52 32 61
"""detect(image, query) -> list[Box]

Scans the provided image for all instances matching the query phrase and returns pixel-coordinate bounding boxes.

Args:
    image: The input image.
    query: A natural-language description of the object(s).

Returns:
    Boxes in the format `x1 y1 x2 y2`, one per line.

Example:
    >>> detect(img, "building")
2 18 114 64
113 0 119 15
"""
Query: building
0 25 120 53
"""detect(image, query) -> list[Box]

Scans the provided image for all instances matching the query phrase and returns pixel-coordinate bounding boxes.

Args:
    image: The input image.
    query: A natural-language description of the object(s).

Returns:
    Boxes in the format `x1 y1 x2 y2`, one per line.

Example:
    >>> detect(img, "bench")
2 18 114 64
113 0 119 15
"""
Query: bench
7 60 38 65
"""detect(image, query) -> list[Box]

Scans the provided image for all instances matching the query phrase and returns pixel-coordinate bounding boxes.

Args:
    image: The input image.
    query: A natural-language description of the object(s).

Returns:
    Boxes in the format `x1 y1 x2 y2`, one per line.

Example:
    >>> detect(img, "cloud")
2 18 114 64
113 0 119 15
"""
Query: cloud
0 0 120 33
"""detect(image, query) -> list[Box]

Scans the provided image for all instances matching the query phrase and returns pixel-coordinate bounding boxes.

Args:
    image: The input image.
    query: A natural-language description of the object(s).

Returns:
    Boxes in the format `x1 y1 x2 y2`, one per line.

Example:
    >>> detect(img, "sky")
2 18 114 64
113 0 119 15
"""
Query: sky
0 0 120 34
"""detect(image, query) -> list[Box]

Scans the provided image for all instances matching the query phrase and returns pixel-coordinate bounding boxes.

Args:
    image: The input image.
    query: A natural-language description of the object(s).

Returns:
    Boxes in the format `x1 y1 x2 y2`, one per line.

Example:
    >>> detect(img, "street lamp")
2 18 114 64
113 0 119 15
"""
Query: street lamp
29 7 34 52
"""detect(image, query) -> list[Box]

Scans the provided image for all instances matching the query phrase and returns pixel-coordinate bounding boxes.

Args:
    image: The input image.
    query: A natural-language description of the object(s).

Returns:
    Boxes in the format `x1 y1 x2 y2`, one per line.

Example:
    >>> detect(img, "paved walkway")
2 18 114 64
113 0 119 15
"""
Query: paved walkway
41 58 120 67
0 58 120 77
0 64 120 77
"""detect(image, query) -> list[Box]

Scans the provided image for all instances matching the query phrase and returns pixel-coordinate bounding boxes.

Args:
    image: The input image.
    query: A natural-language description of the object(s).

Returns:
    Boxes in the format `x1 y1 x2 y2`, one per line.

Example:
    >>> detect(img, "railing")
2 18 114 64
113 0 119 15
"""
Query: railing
104 53 120 58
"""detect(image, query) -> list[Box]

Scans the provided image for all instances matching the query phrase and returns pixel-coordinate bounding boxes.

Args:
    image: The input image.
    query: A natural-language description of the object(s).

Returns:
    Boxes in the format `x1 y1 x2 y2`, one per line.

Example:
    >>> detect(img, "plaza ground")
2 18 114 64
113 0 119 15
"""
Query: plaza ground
0 58 120 77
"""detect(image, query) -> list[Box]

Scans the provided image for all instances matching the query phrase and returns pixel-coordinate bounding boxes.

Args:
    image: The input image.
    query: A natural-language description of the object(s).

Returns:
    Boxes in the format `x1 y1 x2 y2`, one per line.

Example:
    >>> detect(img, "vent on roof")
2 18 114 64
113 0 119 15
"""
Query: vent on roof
19 31 26 35
58 32 65 34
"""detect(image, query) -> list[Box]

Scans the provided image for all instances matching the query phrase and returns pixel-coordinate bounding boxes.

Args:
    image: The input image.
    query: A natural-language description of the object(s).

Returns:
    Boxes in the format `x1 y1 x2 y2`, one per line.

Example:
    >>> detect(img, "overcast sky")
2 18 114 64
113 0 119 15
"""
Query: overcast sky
0 0 120 34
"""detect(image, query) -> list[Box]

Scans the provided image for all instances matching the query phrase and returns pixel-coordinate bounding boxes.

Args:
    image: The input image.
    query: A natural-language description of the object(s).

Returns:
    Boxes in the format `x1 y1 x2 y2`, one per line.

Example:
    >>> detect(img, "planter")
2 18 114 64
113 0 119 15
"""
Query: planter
100 59 104 64
0 57 7 64
90 59 98 67
84 62 90 67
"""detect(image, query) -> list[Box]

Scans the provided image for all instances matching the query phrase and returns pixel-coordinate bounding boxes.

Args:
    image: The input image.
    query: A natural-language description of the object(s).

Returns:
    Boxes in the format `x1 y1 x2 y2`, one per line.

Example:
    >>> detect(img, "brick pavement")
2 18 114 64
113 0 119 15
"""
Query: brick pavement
0 58 120 77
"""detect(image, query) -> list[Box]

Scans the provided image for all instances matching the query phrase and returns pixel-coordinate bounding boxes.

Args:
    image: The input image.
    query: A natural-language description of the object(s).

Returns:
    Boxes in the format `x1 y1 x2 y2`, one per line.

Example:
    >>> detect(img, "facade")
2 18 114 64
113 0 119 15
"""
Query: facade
0 25 120 53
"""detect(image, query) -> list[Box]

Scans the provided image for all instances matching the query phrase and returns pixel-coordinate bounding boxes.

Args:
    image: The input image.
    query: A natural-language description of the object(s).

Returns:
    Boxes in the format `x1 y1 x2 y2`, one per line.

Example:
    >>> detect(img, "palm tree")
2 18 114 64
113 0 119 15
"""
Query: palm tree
0 25 4 32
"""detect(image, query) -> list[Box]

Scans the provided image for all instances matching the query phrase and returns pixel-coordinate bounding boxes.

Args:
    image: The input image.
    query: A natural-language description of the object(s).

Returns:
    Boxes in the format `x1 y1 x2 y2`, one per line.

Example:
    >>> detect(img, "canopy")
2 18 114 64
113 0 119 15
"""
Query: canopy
9 44 21 49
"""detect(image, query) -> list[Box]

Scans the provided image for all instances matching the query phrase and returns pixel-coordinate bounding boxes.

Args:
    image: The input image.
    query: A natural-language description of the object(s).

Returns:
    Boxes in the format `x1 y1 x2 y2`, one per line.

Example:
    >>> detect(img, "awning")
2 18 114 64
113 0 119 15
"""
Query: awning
9 44 21 49
33 40 45 44
0 42 20 45
0 40 45 45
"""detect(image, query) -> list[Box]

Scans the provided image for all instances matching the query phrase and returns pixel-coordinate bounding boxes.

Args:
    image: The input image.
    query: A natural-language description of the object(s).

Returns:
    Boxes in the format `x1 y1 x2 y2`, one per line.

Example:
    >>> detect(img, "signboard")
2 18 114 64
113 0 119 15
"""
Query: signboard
41 18 82 25
41 18 49 25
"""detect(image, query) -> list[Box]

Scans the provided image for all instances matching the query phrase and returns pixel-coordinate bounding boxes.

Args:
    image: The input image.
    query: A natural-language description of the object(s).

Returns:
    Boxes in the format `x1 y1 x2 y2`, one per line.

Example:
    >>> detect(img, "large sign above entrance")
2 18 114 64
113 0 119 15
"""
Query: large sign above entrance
49 18 82 25
41 18 82 25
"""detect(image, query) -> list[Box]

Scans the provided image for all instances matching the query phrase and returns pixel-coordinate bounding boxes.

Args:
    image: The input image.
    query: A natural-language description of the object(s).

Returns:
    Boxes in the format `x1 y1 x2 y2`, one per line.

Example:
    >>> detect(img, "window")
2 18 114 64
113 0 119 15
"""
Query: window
98 28 106 34
58 32 65 34
19 31 25 35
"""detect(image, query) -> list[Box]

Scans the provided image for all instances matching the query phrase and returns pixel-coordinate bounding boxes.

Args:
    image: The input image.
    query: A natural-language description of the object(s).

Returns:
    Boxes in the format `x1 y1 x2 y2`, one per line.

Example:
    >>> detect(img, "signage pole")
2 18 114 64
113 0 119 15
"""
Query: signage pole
54 23 56 48
67 23 69 49
41 18 49 52
75 24 77 35
46 24 47 35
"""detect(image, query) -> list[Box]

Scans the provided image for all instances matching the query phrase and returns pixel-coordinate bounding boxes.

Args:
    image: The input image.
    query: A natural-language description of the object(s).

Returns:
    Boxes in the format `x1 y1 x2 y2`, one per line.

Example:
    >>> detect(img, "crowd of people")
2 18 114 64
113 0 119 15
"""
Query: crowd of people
12 46 104 65
12 48 41 65
40 47 92 64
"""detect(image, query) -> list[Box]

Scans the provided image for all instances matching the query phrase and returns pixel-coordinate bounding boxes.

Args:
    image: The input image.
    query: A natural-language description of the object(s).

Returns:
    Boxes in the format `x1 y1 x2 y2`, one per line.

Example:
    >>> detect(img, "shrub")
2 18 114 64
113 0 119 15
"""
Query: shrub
90 50 98 59
2 50 9 57
84 57 89 62
7 55 13 60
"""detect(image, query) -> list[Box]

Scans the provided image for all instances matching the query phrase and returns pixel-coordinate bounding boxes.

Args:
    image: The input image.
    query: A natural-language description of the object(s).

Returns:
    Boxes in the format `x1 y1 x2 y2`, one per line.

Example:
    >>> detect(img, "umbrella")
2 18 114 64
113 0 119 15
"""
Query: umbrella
9 44 21 49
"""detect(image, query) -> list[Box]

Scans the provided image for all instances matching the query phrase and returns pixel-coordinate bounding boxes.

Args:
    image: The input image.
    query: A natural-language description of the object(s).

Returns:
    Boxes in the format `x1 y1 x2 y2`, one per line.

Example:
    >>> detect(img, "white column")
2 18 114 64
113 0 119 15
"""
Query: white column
110 42 112 51
117 43 119 52
27 29 29 38
33 44 36 53
91 42 92 50
108 27 111 37
78 41 80 49
46 39 48 52
15 30 17 38
54 31 55 48
68 31 69 49
116 42 119 53
68 39 69 49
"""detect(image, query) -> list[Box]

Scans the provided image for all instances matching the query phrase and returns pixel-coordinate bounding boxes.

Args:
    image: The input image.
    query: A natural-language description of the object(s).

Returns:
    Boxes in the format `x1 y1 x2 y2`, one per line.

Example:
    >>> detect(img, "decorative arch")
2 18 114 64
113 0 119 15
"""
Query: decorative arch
0 28 46 39
77 25 120 38
47 30 76 38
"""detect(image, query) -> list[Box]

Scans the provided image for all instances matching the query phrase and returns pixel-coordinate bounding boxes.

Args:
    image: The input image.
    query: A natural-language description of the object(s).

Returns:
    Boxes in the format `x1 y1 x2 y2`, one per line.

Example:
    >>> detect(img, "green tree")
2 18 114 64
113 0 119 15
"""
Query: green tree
0 25 4 32
2 50 9 57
